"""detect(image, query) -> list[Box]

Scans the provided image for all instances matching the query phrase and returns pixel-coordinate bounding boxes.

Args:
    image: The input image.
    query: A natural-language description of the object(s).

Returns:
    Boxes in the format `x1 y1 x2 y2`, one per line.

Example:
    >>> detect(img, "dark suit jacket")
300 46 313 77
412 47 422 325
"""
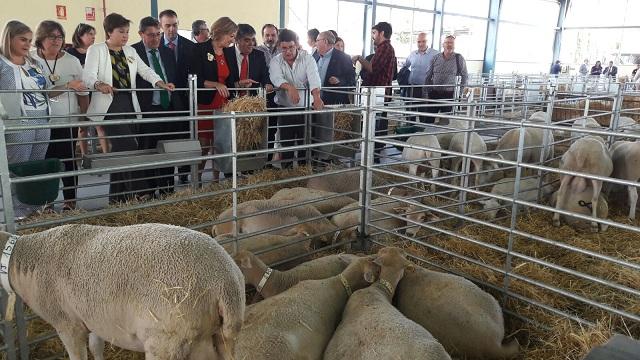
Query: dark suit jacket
603 66 618 77
161 34 194 89
227 48 271 96
190 42 239 105
131 41 184 112
317 48 356 105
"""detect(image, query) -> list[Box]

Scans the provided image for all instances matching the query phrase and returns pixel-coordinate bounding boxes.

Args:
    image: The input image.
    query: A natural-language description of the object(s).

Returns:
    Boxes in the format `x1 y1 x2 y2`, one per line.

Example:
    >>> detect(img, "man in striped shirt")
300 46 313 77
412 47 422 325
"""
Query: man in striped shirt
424 35 468 123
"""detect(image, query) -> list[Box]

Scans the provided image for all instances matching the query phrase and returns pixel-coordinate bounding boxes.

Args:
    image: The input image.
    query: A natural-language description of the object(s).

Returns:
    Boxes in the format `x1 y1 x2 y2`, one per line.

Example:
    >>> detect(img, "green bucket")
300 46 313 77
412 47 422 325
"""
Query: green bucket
394 125 420 152
8 158 62 206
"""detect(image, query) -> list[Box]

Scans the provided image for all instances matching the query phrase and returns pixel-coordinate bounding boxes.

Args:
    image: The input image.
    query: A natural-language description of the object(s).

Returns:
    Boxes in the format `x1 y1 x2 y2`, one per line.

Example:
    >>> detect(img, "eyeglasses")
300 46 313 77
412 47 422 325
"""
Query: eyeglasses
47 35 64 41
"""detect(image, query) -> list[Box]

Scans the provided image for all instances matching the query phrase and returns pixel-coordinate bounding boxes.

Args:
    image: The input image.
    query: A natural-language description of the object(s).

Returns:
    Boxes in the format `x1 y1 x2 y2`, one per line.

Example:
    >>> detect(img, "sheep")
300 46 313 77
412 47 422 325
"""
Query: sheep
307 171 362 199
528 111 549 123
435 118 467 150
216 230 312 266
570 116 601 140
213 199 337 247
479 176 555 220
401 134 442 192
270 187 356 214
615 116 640 141
233 254 380 360
608 140 640 219
324 247 451 360
553 136 613 232
449 132 503 187
395 264 520 359
550 185 609 231
233 250 359 299
331 196 438 242
0 224 244 360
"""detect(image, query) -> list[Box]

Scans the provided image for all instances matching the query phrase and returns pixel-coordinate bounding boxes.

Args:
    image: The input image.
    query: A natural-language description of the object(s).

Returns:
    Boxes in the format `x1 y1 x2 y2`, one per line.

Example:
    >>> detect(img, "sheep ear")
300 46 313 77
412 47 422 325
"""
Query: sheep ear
363 269 376 283
338 254 354 265
235 255 252 269
372 256 384 267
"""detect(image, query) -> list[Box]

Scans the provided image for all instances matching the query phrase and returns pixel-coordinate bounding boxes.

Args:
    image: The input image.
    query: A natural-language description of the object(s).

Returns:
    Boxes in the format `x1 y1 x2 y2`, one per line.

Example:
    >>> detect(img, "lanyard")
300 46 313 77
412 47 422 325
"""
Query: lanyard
39 50 60 82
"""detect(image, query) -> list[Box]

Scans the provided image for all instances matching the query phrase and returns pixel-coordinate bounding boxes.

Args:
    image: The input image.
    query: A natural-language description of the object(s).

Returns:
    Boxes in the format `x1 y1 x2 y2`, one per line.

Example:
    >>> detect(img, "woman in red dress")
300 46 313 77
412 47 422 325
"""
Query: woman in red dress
190 17 238 182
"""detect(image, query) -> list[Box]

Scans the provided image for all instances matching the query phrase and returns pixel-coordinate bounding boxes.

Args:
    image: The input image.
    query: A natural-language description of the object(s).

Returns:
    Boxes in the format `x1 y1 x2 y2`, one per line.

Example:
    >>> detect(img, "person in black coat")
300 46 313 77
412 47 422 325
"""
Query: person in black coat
159 9 195 183
227 24 273 96
603 61 618 78
315 30 355 105
132 17 186 196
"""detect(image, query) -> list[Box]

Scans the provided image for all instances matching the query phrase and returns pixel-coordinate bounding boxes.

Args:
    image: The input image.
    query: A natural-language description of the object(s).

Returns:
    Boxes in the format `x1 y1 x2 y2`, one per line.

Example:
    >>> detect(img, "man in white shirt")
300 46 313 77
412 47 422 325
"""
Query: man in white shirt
269 28 323 167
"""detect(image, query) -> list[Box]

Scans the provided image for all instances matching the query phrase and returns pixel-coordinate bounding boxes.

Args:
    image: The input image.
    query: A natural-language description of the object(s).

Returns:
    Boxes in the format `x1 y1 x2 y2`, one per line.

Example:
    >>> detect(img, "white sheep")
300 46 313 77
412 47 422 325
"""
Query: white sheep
528 111 549 123
0 224 244 359
615 116 640 141
449 132 502 187
550 186 609 230
553 136 613 232
307 171 362 199
609 140 640 219
213 199 337 247
435 118 468 151
395 265 520 359
496 127 554 164
570 117 601 141
401 134 442 192
324 247 451 360
233 254 380 360
479 176 555 220
216 230 312 266
233 250 359 299
270 187 357 214
332 197 438 241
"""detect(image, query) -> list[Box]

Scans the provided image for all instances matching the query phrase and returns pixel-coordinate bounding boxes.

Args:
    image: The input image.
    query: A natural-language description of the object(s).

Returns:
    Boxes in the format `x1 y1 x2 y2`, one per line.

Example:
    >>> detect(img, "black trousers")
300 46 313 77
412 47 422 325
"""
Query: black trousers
424 89 455 123
373 91 392 163
138 105 181 195
104 93 148 203
277 107 307 168
411 86 433 124
45 126 78 202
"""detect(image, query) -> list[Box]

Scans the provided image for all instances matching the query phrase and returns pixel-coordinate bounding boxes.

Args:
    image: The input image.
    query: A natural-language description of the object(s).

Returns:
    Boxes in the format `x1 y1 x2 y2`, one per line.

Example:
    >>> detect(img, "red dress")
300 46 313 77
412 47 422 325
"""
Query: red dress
197 53 230 140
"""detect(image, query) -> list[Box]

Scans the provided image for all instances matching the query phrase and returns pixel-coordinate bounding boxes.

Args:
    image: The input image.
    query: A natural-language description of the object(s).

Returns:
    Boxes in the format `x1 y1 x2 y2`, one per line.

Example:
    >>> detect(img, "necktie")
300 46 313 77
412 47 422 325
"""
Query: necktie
167 41 177 61
150 49 170 110
240 54 249 96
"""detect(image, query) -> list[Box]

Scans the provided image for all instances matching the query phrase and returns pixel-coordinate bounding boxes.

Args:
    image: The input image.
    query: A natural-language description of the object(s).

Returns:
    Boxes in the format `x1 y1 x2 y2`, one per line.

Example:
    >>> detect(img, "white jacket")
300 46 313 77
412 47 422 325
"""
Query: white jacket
82 42 162 121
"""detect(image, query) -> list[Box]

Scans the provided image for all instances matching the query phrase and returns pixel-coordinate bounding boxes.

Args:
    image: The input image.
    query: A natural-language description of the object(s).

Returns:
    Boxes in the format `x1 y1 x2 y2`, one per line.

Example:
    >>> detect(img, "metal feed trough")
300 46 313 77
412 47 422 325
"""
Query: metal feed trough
82 140 202 170
312 107 362 160
214 116 268 173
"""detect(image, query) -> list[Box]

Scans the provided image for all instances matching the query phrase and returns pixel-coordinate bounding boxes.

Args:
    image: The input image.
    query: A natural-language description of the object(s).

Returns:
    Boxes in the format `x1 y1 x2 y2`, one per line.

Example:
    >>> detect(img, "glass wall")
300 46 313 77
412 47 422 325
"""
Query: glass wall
560 0 640 78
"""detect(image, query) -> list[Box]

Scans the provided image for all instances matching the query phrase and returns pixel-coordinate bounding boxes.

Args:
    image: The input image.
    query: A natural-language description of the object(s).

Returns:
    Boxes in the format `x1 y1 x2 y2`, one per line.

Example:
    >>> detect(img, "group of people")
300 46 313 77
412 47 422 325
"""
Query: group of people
0 9 470 217
578 59 618 77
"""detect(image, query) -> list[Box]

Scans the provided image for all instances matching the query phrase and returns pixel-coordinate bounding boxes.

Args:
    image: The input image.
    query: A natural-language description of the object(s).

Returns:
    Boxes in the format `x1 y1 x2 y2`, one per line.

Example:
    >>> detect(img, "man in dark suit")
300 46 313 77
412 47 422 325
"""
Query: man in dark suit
159 9 194 183
227 24 273 96
315 30 355 105
603 61 618 78
132 16 184 197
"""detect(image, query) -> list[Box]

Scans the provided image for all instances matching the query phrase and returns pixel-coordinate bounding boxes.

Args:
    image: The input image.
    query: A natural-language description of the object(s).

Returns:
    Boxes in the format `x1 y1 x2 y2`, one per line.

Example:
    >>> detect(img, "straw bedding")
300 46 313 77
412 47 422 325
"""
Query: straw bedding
222 96 268 151
333 112 357 141
14 167 640 359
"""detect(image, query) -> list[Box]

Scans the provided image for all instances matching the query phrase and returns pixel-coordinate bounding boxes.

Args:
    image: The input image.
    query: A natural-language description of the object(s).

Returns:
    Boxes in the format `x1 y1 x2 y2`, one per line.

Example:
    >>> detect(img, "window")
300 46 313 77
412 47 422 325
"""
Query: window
501 0 560 27
495 22 556 73
444 0 490 17
564 0 636 27
442 15 488 61
336 1 367 55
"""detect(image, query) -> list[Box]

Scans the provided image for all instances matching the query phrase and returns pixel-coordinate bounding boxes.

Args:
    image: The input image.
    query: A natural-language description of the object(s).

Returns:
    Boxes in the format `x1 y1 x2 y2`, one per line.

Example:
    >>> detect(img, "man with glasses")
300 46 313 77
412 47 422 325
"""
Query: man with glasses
315 30 354 105
424 34 468 123
269 28 323 168
191 20 209 43
132 16 184 196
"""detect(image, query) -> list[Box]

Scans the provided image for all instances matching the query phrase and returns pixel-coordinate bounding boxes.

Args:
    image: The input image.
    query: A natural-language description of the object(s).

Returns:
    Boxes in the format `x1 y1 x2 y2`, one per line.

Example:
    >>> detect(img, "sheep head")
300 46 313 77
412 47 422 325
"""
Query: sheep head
232 250 268 288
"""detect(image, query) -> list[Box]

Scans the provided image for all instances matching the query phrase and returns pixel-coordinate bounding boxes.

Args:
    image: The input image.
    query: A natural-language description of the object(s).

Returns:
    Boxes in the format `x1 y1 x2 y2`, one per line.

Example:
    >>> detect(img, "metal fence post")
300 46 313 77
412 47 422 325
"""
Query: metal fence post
230 111 239 255
607 85 624 147
0 112 18 359
357 87 375 251
305 88 312 166
188 74 199 189
536 85 556 202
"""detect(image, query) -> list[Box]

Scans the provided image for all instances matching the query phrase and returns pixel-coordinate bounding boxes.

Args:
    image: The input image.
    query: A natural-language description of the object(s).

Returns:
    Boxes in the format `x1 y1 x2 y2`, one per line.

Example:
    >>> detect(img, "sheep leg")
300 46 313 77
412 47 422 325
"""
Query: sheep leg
628 185 638 220
88 333 105 360
553 176 571 227
430 158 440 193
590 179 603 232
214 332 235 360
57 327 89 360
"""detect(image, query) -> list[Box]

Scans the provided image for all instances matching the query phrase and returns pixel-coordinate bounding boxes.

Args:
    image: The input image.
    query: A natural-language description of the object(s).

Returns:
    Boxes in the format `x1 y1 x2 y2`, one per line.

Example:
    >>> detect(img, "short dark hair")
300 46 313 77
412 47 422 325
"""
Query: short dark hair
138 16 159 33
372 22 392 39
103 13 131 38
262 23 278 35
158 9 178 20
278 28 298 44
192 20 207 36
237 23 256 40
329 30 338 38
71 23 95 48
34 20 65 49
307 28 319 41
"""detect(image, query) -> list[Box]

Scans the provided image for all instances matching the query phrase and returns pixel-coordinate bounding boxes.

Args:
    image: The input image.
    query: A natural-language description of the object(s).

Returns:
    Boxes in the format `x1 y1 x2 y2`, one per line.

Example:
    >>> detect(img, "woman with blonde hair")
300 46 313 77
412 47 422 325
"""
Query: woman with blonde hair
83 13 174 203
0 20 84 216
31 20 90 211
190 16 239 183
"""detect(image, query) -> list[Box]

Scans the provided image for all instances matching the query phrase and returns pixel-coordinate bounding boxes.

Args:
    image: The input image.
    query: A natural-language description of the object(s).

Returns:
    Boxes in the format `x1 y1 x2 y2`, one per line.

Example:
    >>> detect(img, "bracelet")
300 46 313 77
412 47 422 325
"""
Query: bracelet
94 81 104 89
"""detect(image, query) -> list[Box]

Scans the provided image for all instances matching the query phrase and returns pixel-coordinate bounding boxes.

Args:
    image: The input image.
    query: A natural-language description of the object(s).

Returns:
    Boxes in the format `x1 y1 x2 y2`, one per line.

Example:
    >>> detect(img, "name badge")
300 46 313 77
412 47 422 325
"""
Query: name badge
207 53 214 62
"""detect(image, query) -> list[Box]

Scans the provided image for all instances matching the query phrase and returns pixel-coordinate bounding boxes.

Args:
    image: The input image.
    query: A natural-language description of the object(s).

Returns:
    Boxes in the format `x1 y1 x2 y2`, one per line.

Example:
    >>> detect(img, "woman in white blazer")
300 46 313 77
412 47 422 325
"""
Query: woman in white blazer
82 13 174 203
